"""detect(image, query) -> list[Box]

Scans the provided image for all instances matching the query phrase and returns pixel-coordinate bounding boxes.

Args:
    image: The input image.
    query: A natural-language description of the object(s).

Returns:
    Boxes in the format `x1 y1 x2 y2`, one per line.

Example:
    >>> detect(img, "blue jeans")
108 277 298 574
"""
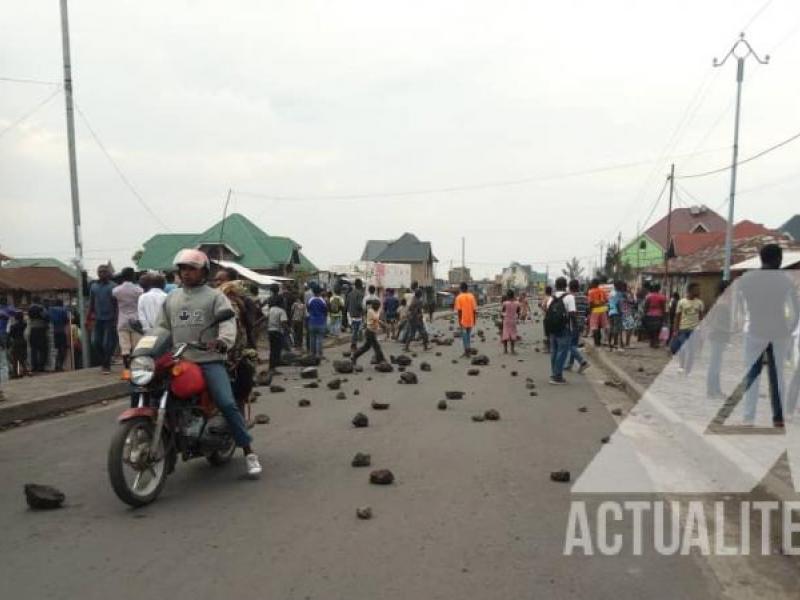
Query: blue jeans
550 331 571 379
92 318 116 370
706 339 726 396
309 324 326 357
675 329 697 373
200 362 252 447
461 327 472 353
743 336 786 424
329 315 342 336
350 319 362 348
565 329 586 369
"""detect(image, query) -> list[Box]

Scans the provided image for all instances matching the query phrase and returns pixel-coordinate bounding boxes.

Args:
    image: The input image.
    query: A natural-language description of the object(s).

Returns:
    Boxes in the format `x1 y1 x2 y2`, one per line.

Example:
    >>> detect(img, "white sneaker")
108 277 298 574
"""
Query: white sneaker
246 453 262 478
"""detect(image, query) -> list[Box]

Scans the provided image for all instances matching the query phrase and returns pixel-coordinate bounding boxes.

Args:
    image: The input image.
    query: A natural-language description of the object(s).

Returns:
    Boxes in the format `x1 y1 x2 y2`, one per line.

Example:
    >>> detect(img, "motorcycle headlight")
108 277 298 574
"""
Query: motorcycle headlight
130 356 155 386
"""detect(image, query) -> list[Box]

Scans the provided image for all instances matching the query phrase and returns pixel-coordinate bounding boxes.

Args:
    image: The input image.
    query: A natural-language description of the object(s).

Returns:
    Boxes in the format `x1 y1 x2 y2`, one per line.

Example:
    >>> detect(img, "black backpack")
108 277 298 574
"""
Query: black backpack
544 294 569 335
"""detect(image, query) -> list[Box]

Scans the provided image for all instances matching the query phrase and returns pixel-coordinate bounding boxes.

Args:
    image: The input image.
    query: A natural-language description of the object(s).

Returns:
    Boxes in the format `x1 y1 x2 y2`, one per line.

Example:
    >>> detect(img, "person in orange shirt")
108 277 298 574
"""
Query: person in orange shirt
587 278 609 347
454 282 478 357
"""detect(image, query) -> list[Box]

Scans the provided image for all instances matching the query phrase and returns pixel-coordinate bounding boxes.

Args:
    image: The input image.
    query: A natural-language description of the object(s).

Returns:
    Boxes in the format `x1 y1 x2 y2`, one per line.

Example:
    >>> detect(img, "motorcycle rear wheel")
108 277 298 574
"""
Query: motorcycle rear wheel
108 417 168 507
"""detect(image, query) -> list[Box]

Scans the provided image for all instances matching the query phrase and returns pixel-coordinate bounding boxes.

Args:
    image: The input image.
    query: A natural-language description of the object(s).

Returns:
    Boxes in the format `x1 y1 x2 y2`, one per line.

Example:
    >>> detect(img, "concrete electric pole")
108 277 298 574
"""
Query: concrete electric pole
713 33 769 281
59 0 90 368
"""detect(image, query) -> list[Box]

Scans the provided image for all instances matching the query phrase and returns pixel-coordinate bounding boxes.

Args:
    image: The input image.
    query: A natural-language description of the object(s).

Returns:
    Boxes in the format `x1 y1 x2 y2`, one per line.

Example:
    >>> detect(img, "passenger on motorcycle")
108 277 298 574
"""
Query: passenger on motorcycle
156 249 262 478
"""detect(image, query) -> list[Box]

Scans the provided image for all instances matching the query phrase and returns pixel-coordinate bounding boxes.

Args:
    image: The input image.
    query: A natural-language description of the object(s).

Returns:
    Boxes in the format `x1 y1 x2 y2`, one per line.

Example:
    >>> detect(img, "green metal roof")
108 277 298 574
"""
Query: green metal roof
136 214 317 272
3 257 78 278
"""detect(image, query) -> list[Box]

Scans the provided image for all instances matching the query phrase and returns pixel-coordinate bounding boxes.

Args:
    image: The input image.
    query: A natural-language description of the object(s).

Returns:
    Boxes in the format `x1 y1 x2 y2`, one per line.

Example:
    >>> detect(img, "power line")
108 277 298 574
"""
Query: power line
639 177 671 235
741 0 775 33
234 145 734 204
0 76 61 86
0 87 62 139
74 104 172 232
677 127 800 179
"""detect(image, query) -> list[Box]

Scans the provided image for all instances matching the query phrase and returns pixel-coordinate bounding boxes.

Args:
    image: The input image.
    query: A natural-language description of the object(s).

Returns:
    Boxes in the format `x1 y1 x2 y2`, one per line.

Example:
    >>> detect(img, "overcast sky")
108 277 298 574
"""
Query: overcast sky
2 0 799 279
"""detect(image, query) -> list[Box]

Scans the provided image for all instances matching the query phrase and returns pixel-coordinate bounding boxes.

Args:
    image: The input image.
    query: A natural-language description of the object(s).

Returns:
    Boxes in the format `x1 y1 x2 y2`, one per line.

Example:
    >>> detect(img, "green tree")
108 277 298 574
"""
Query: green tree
562 257 585 281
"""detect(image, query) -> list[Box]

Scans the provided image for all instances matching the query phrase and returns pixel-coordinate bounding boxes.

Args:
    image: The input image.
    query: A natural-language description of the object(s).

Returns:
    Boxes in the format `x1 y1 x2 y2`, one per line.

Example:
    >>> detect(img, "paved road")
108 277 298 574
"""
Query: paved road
0 314 796 599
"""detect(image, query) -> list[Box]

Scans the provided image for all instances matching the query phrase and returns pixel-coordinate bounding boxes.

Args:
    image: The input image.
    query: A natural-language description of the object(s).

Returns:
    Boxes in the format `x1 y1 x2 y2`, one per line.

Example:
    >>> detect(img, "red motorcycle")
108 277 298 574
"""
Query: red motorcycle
108 310 245 507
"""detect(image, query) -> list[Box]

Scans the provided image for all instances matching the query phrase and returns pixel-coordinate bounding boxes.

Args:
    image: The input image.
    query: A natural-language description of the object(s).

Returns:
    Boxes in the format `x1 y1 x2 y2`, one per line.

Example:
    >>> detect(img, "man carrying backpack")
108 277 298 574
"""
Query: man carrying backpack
545 277 577 385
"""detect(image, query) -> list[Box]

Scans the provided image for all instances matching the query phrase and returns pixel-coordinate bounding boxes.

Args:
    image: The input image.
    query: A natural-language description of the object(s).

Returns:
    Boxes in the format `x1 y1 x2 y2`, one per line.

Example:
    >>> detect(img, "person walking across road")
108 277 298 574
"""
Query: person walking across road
545 277 577 385
328 287 344 336
403 288 429 352
307 285 328 359
587 279 609 348
565 279 590 373
352 298 387 365
383 288 400 341
643 283 667 349
501 289 520 354
346 279 366 351
454 282 478 357
265 296 289 373
672 282 705 374
290 296 306 349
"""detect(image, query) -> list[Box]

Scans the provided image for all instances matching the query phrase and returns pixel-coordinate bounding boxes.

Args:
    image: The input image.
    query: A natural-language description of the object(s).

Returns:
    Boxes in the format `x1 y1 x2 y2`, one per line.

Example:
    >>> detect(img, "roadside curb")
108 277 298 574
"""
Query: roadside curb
0 381 129 427
585 345 798 502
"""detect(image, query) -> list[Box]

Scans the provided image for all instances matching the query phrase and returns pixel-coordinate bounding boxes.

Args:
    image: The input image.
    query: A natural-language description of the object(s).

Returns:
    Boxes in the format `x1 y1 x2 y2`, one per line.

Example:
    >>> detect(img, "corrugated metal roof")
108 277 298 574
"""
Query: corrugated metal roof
363 233 437 263
645 207 728 249
0 267 77 292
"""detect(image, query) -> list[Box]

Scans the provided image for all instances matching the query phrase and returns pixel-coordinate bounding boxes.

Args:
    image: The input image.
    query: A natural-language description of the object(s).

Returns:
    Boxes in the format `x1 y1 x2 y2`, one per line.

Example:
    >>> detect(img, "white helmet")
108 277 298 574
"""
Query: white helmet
173 248 210 271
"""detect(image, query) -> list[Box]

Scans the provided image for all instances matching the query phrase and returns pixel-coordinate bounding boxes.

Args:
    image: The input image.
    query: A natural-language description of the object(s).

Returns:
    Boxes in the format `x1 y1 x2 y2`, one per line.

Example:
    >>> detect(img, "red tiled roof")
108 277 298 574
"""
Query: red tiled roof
668 220 779 257
645 207 728 249
0 267 78 292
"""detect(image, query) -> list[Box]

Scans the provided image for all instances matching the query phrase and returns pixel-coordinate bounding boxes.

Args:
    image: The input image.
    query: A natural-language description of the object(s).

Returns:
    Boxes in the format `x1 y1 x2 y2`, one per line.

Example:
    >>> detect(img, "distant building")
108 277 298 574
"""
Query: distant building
360 233 437 286
448 266 472 284
0 266 78 307
136 213 316 276
500 262 544 291
621 205 728 268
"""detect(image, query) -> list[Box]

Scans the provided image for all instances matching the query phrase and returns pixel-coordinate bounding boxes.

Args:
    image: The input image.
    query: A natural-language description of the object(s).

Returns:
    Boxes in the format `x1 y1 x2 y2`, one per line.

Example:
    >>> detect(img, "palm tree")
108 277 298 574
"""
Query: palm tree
562 257 585 281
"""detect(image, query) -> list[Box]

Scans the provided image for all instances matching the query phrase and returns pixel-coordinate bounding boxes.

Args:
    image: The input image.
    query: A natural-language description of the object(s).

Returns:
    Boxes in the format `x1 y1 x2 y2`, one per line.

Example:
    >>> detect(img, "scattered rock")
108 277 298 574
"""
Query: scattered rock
601 436 610 444
604 379 626 390
529 391 538 397
472 414 486 422
467 348 478 356
354 365 364 373
611 408 623 416
451 359 458 365
535 348 541 353
254 414 270 425
550 470 571 483
336 391 347 400
371 400 390 410
525 382 536 390
637 366 645 373
255 370 272 386
333 360 354 374
435 352 442 357
251 390 262 398
356 506 373 520
399 371 418 385
298 354 321 367
578 406 588 413
467 368 480 376
396 355 412 367
370 469 395 485
327 378 342 390
420 362 432 372
300 367 318 379
398 366 407 373
445 391 465 400
352 452 371 467
411 353 418 358
471 355 490 366
510 371 518 377
353 389 360 396
375 362 394 373
352 412 369 428
303 381 319 389
269 384 285 393
484 409 500 421
366 376 373 381
24 484 65 510
298 399 311 407
437 400 448 410
342 351 352 358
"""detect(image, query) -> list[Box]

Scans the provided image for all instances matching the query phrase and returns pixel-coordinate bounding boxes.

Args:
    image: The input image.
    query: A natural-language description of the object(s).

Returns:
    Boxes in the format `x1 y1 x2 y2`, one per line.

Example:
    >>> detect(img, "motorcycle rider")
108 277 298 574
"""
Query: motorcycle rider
156 249 262 477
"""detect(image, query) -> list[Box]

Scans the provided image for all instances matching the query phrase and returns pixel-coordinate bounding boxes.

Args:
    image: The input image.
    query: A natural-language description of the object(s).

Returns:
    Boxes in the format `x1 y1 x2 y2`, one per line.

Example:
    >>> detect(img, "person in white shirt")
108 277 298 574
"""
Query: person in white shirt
137 273 168 335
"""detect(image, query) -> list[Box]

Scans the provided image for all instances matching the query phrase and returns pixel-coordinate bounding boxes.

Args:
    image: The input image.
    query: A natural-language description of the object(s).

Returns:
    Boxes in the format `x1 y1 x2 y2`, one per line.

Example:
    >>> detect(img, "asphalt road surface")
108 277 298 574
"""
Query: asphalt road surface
1 314 798 599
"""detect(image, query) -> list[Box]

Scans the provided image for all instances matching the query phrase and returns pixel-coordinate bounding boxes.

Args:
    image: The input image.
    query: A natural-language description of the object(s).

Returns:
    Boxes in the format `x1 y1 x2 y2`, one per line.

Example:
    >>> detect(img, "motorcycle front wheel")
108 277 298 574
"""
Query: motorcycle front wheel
108 417 168 507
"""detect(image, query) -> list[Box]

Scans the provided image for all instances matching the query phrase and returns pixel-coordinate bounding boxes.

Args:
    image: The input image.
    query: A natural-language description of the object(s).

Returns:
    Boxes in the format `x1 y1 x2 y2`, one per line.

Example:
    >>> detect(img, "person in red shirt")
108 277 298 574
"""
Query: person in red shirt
643 282 667 348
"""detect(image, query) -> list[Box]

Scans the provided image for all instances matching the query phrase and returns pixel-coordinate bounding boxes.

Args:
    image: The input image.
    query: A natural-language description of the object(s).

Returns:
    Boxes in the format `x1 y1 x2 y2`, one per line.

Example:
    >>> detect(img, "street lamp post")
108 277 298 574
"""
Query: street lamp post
713 33 769 281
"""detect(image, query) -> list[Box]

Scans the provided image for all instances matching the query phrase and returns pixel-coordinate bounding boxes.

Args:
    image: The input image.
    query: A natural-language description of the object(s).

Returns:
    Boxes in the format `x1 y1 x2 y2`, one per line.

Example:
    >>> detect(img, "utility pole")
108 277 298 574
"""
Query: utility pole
59 0 89 369
461 236 465 273
218 188 232 262
664 164 675 296
713 33 769 281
